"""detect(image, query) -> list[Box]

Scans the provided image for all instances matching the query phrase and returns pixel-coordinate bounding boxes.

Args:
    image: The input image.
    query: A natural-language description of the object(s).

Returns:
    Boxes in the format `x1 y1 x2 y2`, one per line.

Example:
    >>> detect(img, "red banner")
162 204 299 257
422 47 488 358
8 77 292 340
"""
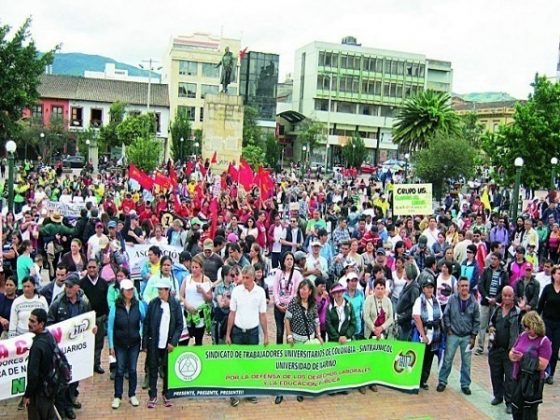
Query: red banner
128 164 154 190
238 159 254 191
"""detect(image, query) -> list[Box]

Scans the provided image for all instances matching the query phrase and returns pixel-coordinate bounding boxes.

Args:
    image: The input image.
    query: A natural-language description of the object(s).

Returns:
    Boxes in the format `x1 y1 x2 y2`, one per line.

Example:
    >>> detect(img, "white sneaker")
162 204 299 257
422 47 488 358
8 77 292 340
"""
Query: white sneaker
129 396 140 407
112 398 121 409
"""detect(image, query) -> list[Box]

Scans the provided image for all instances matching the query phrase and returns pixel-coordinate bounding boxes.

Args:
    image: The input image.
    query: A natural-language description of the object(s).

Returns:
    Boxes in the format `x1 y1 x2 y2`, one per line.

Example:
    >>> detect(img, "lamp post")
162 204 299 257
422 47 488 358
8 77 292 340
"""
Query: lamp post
39 132 44 162
325 144 330 171
86 139 90 164
180 137 184 162
302 145 307 178
404 152 410 183
551 157 558 190
512 157 524 221
194 141 199 157
6 140 17 214
352 144 356 168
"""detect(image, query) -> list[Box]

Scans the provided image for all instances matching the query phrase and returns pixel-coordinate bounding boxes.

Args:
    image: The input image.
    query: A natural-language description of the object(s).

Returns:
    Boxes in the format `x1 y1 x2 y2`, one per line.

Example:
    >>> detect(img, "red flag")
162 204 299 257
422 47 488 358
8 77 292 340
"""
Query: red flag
168 161 178 187
238 159 254 191
239 47 248 60
255 167 274 202
128 164 154 190
208 197 219 239
154 172 171 189
211 151 217 164
185 161 194 177
227 163 238 181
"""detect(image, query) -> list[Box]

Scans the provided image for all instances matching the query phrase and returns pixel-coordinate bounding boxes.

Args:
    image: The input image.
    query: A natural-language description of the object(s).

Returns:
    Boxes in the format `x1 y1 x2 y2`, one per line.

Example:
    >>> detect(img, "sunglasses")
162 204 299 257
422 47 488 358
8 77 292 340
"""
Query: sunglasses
87 266 97 269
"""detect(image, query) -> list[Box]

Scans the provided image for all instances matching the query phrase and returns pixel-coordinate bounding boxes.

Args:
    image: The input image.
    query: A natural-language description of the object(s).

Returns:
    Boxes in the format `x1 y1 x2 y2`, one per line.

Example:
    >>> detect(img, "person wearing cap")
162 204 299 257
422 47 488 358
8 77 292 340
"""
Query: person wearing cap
107 279 146 409
326 282 356 343
412 276 443 390
143 277 183 409
196 238 224 282
515 262 540 314
87 221 109 260
437 277 480 395
80 258 110 374
410 235 435 271
293 250 307 275
344 272 365 338
212 265 238 344
374 247 393 281
124 213 145 245
304 240 328 284
48 273 93 419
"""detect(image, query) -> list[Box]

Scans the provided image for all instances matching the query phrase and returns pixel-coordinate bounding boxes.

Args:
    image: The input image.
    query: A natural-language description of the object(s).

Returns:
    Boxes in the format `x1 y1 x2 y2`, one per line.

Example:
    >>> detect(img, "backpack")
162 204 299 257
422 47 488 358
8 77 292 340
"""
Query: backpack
43 333 72 397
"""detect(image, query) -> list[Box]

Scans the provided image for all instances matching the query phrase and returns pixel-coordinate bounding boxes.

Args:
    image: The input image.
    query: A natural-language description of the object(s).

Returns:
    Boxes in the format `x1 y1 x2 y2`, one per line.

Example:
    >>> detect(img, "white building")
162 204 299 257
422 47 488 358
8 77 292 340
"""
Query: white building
84 63 161 84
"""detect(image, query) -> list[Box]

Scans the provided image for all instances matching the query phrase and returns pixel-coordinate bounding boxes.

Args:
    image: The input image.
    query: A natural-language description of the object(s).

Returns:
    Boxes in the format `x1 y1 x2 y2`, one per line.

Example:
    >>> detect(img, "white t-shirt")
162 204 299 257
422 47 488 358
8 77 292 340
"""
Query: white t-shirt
535 272 551 298
149 236 168 246
230 283 266 330
87 234 108 260
412 295 435 344
272 225 286 253
158 301 171 349
391 271 407 300
183 278 212 328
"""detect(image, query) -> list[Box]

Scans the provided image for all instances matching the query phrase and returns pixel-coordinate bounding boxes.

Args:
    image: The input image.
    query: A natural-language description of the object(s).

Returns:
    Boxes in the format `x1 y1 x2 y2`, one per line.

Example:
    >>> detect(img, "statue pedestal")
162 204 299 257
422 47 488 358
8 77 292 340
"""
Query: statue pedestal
202 93 244 173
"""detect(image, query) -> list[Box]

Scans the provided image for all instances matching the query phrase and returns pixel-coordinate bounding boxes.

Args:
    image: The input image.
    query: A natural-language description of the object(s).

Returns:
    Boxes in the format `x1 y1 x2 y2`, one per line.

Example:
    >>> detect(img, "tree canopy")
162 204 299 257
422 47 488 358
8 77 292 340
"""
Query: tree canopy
392 90 460 151
0 18 59 141
116 113 156 146
126 136 162 172
482 75 560 189
342 132 367 168
98 101 126 152
170 107 192 160
297 119 325 155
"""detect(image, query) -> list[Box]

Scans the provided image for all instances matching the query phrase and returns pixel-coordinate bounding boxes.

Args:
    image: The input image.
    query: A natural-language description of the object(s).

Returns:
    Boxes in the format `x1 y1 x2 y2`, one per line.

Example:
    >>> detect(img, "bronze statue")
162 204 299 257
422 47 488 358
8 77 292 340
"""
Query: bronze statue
216 47 235 93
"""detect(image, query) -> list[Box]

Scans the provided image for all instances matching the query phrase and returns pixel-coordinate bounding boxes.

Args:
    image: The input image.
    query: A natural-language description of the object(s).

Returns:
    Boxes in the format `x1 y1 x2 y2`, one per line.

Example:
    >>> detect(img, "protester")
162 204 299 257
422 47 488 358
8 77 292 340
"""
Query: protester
537 265 560 385
364 278 393 340
24 308 56 420
437 277 480 395
40 264 68 306
143 277 183 409
272 251 302 344
9 276 48 338
395 264 420 341
108 279 146 409
0 277 17 339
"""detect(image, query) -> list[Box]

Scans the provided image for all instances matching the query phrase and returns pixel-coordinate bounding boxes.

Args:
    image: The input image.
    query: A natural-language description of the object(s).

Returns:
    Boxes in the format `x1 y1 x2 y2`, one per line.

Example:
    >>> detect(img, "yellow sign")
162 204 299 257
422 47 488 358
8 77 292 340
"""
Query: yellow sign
393 184 433 216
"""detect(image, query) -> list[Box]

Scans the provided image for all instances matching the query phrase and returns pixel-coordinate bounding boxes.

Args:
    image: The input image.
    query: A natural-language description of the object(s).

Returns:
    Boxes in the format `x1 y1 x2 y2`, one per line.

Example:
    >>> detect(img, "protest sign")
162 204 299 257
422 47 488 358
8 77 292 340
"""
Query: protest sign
0 311 95 401
45 200 87 218
393 184 433 216
126 243 183 280
167 340 425 398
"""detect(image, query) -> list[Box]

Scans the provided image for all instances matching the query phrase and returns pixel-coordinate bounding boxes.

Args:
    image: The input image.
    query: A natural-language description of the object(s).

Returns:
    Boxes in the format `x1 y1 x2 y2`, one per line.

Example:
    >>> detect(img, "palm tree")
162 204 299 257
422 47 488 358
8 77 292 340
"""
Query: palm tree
392 90 460 151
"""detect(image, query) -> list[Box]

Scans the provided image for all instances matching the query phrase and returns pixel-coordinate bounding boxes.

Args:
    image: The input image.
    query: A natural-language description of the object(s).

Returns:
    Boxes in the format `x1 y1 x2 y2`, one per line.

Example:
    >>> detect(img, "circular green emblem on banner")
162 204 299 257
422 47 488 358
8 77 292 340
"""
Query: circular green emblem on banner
175 352 202 382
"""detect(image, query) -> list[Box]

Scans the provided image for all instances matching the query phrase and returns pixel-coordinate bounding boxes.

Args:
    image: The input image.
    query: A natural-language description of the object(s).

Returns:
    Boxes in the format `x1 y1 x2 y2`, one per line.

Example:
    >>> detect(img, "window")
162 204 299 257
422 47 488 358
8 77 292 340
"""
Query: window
336 101 355 114
90 109 103 127
201 84 219 99
199 107 204 122
319 51 337 67
418 64 426 78
179 60 197 76
201 63 219 78
397 61 405 75
31 104 43 119
70 107 83 127
178 82 197 98
52 106 63 119
315 99 329 111
155 113 161 133
384 59 392 74
178 106 196 121
395 84 403 98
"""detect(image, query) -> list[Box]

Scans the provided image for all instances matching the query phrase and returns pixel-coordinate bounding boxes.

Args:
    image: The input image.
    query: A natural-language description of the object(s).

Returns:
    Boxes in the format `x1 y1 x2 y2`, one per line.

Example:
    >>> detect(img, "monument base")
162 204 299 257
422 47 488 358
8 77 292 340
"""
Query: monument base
202 93 244 174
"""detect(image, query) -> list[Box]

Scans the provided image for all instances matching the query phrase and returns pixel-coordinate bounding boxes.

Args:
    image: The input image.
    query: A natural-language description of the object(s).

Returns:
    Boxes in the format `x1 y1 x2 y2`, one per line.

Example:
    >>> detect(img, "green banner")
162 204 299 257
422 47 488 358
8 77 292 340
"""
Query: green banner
167 340 425 398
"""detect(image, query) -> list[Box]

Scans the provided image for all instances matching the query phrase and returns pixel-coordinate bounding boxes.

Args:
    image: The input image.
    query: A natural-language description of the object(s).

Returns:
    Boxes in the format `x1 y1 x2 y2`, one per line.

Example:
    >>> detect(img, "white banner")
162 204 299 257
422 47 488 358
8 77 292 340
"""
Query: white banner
0 311 96 401
45 200 87 218
126 243 183 280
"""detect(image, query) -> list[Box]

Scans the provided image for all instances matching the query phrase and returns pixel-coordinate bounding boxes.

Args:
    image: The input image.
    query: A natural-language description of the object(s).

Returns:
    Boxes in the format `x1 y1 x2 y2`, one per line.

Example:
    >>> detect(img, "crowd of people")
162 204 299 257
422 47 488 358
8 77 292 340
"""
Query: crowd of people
0 158 557 419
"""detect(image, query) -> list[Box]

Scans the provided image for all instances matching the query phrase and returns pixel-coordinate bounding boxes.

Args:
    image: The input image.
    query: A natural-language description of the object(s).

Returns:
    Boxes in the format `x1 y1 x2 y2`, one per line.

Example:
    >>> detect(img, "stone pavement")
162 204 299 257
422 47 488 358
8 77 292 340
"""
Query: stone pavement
2 304 559 419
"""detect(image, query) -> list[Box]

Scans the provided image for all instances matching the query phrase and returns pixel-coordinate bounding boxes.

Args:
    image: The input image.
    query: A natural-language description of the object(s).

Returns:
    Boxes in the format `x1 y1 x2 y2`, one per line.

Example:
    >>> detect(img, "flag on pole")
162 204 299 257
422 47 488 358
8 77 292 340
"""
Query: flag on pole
128 164 154 190
209 197 219 238
238 159 254 191
211 151 217 164
154 172 172 189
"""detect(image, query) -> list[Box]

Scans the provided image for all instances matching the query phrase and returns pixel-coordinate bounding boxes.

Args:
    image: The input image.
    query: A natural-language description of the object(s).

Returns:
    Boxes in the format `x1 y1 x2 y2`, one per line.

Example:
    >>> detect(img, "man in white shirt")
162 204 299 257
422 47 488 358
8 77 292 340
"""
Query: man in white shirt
87 222 109 260
535 259 553 298
304 240 328 284
454 231 473 263
225 266 268 407
422 217 440 249
268 215 286 269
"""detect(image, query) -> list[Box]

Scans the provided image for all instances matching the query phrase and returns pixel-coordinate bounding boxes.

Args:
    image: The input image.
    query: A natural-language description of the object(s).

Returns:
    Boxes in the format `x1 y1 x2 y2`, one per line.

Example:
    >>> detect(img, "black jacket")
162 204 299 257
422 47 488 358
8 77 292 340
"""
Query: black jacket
47 291 91 325
143 297 183 354
24 331 54 398
515 277 540 310
39 281 65 306
396 281 420 326
478 266 508 306
112 299 143 349
80 276 109 317
326 298 356 341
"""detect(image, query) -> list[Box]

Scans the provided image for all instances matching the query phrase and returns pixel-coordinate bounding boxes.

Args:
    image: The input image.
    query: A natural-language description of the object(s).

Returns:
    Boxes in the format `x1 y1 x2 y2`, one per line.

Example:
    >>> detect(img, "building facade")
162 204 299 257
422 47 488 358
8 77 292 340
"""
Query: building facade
292 38 453 164
453 97 518 133
164 33 241 131
239 51 279 129
84 63 160 83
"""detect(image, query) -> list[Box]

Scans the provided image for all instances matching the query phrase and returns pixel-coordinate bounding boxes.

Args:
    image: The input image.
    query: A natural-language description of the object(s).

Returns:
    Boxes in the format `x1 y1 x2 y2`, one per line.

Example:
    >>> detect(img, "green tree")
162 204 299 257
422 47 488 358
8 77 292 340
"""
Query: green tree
126 136 162 172
264 133 281 170
482 75 560 189
98 101 126 152
413 134 476 201
460 111 485 148
116 113 155 146
0 18 59 141
392 90 460 151
242 144 265 169
341 132 367 168
170 108 192 160
243 106 263 147
297 119 325 156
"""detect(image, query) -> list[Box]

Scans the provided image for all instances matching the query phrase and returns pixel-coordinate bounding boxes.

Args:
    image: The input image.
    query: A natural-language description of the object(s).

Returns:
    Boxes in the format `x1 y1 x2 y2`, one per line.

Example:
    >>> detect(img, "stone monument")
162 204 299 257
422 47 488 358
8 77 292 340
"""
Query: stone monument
202 93 244 173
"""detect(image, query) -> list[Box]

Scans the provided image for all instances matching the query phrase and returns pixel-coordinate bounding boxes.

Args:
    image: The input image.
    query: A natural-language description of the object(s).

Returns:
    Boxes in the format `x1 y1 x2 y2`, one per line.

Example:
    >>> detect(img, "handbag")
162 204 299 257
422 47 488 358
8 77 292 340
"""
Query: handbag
371 299 387 339
511 336 546 409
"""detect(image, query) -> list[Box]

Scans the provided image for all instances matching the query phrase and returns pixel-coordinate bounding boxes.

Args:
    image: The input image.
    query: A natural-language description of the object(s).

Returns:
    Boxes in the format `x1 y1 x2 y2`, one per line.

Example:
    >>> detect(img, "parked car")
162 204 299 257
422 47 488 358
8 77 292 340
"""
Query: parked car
62 155 86 168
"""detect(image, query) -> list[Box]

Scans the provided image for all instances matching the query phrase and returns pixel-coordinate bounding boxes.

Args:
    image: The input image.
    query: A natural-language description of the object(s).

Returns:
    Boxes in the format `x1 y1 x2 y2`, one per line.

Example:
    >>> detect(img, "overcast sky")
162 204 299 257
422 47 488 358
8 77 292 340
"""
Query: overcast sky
3 0 559 98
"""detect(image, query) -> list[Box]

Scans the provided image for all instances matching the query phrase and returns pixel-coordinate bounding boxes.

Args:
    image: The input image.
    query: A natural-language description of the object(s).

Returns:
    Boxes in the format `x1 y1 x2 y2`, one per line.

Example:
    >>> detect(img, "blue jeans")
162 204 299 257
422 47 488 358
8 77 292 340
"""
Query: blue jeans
438 334 472 388
114 344 140 398
232 326 259 345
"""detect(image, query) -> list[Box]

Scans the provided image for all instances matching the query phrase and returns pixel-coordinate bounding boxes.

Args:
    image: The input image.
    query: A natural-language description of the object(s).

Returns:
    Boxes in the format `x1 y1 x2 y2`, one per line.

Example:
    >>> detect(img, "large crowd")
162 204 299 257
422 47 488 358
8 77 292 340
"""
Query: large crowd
0 158 557 420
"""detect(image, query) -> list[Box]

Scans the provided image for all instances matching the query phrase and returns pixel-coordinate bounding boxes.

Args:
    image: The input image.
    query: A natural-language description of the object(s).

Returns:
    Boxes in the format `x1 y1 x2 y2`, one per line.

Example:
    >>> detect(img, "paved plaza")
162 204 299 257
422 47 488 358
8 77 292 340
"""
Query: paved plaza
1 304 558 419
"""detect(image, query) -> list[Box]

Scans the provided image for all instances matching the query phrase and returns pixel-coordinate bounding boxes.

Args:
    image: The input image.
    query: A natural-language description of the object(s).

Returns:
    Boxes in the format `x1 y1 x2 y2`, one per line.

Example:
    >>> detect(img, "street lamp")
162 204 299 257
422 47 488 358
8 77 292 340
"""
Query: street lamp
512 157 524 221
551 157 558 190
180 137 184 162
38 132 44 163
86 139 90 164
6 140 17 214
325 143 330 171
302 145 307 177
352 144 356 168
404 152 410 183
194 142 199 156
